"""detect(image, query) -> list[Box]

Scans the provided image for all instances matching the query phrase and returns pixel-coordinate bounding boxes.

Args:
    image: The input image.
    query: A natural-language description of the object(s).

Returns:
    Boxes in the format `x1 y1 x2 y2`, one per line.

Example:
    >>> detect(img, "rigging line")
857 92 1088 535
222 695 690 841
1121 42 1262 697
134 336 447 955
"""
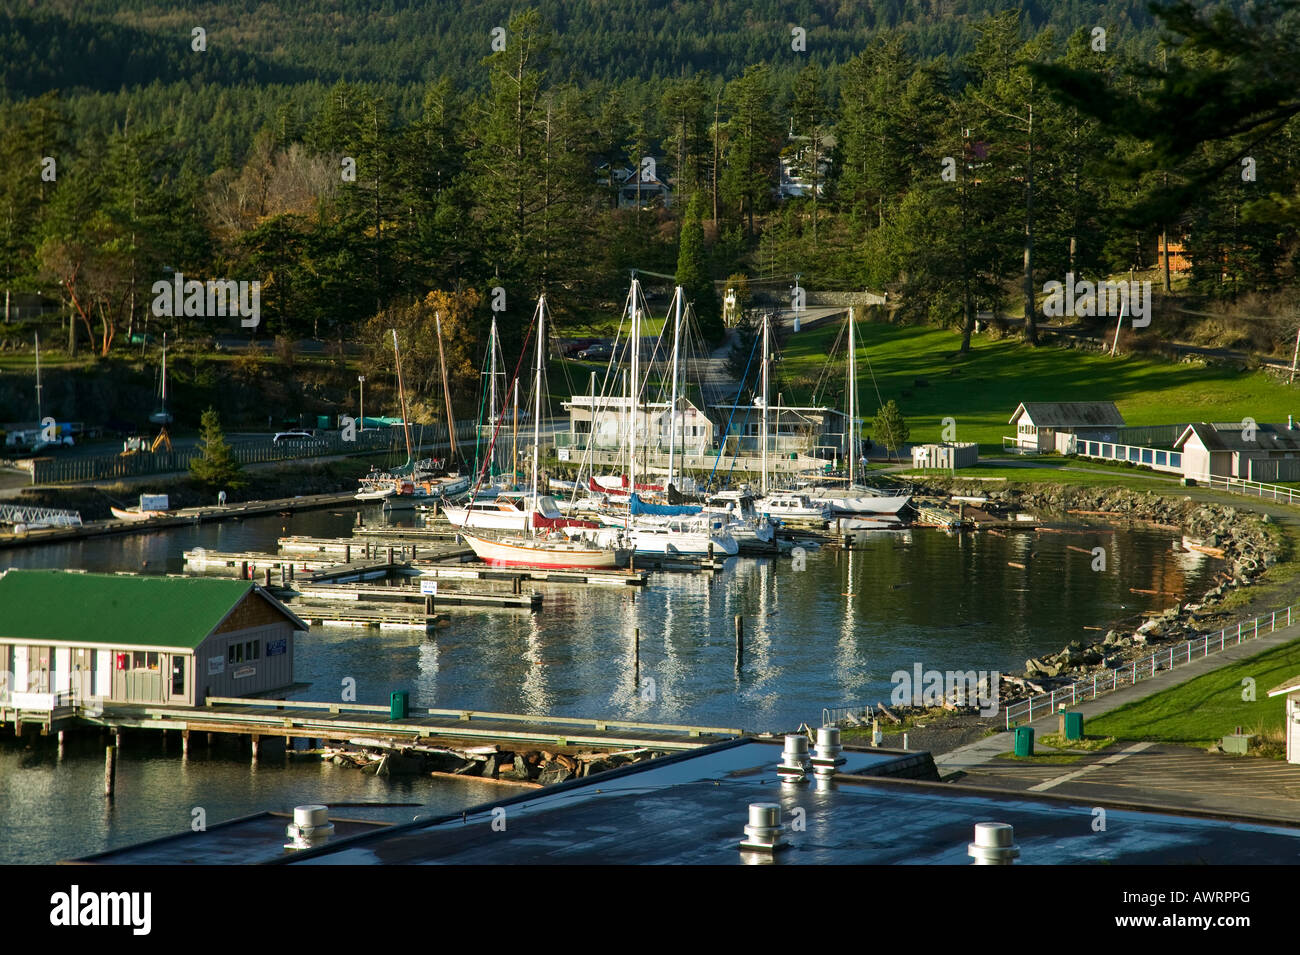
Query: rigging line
707 326 761 487
460 299 541 523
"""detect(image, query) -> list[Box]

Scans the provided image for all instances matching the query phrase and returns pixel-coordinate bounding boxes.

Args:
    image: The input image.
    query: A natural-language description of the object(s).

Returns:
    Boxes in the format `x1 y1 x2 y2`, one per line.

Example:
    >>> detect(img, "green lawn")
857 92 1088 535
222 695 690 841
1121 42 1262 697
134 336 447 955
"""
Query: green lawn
1086 639 1300 747
778 319 1300 450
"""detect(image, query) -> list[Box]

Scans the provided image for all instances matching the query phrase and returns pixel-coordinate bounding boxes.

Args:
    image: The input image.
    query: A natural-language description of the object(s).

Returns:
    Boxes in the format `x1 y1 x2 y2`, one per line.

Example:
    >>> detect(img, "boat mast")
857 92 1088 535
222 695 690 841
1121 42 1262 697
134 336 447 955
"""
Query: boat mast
160 332 167 415
434 311 458 462
667 286 682 491
761 310 769 494
392 329 414 468
512 383 519 481
488 316 500 473
34 333 42 422
848 307 855 488
629 277 640 495
531 295 545 534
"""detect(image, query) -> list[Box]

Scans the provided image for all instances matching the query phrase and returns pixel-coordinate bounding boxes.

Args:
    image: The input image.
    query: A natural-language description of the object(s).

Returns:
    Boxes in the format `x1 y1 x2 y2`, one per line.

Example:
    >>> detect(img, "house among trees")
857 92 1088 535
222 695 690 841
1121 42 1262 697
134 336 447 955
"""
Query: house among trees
597 158 672 209
1007 401 1126 453
0 570 307 711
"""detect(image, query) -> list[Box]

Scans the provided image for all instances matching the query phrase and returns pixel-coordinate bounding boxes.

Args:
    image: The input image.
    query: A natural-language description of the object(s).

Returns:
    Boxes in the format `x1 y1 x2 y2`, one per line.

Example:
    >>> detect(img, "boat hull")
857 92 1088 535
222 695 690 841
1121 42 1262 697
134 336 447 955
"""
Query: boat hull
461 532 630 569
110 506 166 522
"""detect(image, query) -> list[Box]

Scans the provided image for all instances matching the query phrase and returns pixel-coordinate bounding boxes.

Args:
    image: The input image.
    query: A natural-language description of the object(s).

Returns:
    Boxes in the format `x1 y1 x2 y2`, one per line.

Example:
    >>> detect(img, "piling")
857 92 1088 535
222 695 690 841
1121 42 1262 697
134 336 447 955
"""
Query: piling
425 595 435 615
344 544 351 563
735 615 744 668
115 729 123 750
264 567 272 587
634 627 640 670
281 566 288 587
289 564 295 582
57 729 65 759
387 546 394 564
182 730 190 758
251 735 260 763
411 544 417 561
241 560 249 580
206 732 214 748
356 511 363 527
104 745 116 799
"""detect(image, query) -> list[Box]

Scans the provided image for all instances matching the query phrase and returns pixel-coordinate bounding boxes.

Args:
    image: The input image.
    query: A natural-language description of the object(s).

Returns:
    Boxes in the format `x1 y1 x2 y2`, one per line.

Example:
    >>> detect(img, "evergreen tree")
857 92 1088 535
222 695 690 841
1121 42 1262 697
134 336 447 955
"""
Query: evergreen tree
190 408 246 491
676 193 722 341
871 400 910 455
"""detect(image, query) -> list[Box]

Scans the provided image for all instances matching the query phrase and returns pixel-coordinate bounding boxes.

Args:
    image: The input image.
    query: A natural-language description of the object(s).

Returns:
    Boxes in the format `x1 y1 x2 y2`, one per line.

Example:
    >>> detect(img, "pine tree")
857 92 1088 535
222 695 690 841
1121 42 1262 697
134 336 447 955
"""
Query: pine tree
871 400 910 455
676 193 722 342
190 408 246 491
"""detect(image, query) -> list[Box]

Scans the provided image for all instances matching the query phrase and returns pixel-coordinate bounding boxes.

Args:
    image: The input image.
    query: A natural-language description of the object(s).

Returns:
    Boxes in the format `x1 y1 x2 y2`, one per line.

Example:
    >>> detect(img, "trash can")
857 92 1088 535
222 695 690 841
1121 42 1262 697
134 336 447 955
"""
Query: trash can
1064 711 1084 741
1014 725 1034 757
390 690 409 720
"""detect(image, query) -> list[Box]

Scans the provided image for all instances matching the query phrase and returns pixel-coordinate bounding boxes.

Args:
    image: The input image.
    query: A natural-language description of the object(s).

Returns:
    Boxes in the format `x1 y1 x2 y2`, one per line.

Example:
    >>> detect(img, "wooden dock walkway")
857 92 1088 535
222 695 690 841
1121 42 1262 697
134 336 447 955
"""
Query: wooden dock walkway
0 491 362 551
81 697 743 752
293 580 542 611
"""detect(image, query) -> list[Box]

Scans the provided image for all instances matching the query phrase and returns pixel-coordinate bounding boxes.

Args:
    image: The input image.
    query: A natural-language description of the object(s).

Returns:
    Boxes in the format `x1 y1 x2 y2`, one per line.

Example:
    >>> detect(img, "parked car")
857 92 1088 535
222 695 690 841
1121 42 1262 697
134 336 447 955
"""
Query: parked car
272 430 316 444
577 342 613 360
563 338 601 356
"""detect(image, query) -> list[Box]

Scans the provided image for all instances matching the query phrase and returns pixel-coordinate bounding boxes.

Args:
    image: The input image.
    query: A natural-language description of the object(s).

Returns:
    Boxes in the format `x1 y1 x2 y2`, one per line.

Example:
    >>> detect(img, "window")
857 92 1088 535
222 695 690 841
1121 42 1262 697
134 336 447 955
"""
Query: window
146 651 159 671
132 651 147 669
229 642 243 664
246 640 260 661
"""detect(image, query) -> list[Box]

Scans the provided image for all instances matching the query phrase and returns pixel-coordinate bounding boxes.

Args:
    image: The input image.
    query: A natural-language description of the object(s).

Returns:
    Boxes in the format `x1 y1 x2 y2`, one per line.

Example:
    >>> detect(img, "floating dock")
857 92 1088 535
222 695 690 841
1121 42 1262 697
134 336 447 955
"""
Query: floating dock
292 581 541 611
74 697 742 753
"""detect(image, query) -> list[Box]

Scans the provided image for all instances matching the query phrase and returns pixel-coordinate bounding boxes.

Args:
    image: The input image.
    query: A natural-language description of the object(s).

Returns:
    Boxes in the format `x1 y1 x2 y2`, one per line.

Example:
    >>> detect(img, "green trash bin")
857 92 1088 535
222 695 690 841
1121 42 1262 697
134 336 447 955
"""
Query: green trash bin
390 690 409 720
1014 725 1034 757
1064 711 1084 741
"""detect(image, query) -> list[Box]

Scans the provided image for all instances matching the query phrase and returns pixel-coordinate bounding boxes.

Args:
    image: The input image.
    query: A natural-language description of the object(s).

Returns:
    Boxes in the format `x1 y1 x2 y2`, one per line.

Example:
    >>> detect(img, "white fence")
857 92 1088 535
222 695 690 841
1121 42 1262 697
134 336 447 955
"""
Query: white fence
1069 436 1184 474
1197 473 1300 504
1002 604 1297 728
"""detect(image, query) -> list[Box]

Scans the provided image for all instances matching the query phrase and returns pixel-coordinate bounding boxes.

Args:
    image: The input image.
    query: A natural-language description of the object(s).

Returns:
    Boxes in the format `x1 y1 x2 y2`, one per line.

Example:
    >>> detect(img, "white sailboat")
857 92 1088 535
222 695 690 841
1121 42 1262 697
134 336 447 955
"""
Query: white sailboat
149 333 173 426
803 307 911 516
461 294 631 570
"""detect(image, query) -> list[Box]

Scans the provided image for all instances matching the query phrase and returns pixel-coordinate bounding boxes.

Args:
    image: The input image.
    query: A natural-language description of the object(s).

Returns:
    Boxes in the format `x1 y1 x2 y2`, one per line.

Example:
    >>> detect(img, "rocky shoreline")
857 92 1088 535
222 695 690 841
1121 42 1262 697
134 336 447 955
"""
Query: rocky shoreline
835 483 1288 753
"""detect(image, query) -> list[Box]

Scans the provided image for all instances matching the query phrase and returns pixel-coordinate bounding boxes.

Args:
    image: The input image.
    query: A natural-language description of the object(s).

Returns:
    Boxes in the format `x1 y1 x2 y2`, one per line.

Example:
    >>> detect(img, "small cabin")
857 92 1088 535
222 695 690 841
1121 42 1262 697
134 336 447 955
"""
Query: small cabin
1007 401 1125 453
1268 676 1300 765
0 570 307 709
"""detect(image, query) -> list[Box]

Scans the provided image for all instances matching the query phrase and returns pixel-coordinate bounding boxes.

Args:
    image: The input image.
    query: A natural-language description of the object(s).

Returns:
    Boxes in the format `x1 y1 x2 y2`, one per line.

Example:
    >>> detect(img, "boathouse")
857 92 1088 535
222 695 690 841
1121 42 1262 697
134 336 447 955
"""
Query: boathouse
1268 676 1300 765
0 570 307 709
1006 401 1126 453
1174 420 1300 483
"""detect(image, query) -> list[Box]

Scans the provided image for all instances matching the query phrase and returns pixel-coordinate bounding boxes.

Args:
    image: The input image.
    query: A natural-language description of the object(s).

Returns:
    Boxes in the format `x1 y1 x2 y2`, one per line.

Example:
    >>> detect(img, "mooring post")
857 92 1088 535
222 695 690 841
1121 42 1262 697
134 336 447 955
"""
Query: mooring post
344 544 351 563
114 729 123 750
425 595 434 616
387 545 394 565
57 729 65 759
104 745 116 799
356 511 363 527
206 731 214 748
241 560 249 580
735 615 744 668
251 735 260 763
411 544 417 561
365 541 371 559
289 564 295 582
281 565 288 587
265 567 272 587
182 730 190 759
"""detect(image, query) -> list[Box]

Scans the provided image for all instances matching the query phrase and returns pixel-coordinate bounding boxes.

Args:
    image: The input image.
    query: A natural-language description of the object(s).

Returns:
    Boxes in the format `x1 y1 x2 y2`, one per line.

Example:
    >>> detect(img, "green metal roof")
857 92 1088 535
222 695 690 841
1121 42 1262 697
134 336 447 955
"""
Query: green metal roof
0 571 263 650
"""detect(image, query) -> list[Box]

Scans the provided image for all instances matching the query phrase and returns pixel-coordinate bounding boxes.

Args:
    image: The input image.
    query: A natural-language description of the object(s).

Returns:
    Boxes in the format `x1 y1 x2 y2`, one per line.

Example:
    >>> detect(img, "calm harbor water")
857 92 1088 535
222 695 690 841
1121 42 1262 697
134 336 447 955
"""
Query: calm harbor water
0 504 1221 862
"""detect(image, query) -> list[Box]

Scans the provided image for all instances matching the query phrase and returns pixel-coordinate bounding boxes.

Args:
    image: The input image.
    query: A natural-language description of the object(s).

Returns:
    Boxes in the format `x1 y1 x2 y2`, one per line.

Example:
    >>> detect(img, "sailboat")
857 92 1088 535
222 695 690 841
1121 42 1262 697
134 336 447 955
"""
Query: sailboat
149 333 173 426
460 294 631 570
800 307 911 516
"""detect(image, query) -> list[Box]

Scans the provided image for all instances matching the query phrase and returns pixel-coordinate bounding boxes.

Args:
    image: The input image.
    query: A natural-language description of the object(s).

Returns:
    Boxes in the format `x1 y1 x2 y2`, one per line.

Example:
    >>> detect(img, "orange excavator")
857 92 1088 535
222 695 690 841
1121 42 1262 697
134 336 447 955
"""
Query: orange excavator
120 428 172 456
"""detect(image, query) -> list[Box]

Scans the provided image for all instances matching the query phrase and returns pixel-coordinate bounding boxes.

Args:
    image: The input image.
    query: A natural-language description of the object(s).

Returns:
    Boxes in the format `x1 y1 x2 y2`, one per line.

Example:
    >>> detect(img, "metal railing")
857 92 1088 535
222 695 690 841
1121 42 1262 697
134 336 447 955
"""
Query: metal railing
27 420 479 484
199 696 742 737
1197 473 1300 505
1002 604 1298 728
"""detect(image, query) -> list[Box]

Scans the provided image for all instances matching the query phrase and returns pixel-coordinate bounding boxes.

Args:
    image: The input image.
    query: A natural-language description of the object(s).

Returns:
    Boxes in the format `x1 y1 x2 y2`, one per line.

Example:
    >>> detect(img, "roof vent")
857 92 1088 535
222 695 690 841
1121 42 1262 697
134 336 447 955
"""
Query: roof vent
777 734 811 783
968 822 1019 865
811 726 845 777
739 803 789 852
285 804 334 851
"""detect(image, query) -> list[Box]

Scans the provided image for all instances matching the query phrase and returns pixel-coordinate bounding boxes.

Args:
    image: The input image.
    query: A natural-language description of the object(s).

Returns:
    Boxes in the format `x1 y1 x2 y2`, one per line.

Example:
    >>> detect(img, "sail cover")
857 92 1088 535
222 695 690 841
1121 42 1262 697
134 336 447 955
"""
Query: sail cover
628 493 701 517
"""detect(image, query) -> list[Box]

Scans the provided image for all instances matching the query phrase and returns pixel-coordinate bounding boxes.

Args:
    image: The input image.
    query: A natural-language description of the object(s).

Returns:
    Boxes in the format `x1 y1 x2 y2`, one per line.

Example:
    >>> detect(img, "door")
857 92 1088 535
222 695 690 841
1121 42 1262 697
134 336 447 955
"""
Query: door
169 655 187 703
71 649 93 701
27 646 50 692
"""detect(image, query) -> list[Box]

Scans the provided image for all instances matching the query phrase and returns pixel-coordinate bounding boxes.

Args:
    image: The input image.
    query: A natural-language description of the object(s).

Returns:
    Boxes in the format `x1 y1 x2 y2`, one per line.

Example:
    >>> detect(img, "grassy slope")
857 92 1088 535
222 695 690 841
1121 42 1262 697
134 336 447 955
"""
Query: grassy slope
777 319 1300 451
1087 639 1300 747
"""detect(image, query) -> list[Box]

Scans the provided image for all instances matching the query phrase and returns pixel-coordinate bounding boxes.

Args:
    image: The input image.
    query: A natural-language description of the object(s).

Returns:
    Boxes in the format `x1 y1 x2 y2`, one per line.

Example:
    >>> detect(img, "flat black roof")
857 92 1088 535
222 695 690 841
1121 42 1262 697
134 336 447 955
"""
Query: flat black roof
283 741 1300 865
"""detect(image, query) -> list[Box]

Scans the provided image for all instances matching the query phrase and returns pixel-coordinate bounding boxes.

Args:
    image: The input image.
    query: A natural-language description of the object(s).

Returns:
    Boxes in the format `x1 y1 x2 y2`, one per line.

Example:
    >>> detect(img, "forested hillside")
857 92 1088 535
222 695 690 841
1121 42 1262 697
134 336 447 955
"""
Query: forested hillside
1 0 1297 412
